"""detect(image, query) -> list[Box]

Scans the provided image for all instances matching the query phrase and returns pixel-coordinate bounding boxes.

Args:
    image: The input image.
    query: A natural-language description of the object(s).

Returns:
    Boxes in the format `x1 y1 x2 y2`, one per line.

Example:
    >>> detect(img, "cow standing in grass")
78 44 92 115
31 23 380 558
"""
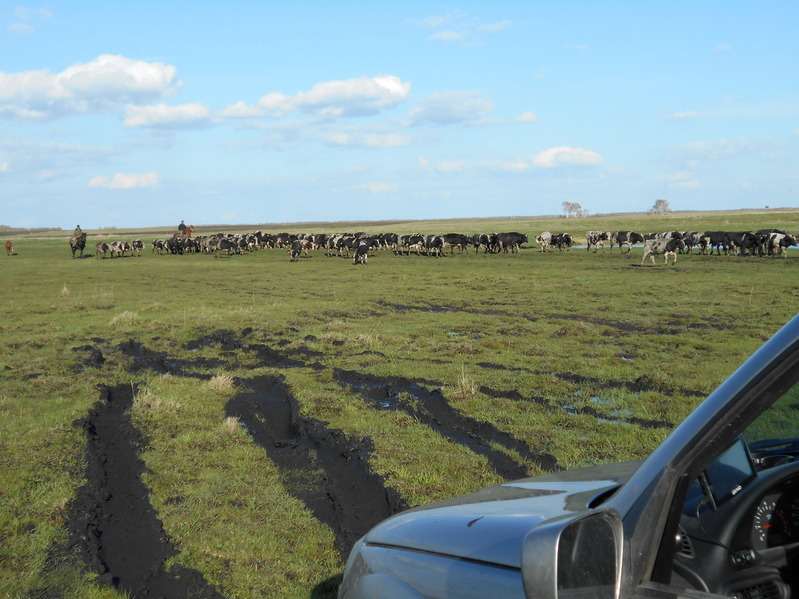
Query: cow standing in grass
641 238 686 266
5 240 13 256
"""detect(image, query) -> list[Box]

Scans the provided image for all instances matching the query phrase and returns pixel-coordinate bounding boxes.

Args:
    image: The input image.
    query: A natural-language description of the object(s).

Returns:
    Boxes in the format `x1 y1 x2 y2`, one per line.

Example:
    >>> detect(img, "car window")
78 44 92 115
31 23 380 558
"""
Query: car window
744 381 799 450
664 378 799 598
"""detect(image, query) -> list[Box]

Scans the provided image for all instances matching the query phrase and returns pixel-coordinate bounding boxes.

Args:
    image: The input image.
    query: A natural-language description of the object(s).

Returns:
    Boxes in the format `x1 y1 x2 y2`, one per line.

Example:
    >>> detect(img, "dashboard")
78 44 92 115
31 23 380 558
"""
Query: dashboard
673 449 799 598
750 482 799 550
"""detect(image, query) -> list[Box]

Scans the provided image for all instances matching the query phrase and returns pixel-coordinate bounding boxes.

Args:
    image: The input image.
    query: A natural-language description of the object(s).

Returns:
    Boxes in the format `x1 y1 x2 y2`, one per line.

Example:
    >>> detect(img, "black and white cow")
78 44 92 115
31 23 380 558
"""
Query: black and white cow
471 233 494 254
767 233 797 258
610 231 645 253
496 232 528 253
424 235 445 257
681 232 703 255
586 230 608 252
641 238 686 266
109 241 130 258
700 231 730 255
550 233 573 251
353 240 372 264
725 232 759 256
536 231 552 252
131 239 144 256
441 233 470 254
289 239 303 262
399 233 426 255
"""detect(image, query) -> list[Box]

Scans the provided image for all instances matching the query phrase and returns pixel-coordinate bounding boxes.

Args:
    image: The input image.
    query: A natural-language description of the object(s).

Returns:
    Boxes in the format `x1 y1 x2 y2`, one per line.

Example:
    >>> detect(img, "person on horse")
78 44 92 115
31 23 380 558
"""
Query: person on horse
178 220 187 235
74 225 83 237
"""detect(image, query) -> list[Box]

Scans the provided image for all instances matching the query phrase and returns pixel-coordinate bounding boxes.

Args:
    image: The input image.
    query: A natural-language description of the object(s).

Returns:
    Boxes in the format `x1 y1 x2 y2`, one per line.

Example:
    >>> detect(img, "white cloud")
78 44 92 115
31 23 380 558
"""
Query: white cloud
428 30 466 43
223 75 411 120
712 43 732 53
0 54 181 121
478 20 512 33
1 137 115 178
658 171 699 188
220 100 264 118
9 23 33 35
9 6 52 35
412 10 512 44
354 182 396 193
88 172 160 189
123 103 211 128
531 146 603 168
661 110 699 120
517 111 538 123
410 90 495 125
678 138 752 160
435 160 465 173
295 75 410 116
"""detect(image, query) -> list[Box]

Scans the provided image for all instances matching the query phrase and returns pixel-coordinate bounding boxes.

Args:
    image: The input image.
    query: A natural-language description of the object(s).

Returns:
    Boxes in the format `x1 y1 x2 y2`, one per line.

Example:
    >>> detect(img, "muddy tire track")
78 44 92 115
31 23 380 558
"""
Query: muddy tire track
225 375 408 559
335 369 560 477
65 385 225 598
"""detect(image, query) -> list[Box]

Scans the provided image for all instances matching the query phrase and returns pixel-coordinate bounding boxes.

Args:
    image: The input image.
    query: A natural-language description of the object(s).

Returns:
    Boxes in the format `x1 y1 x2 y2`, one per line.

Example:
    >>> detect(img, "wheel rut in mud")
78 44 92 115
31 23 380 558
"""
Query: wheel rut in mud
334 368 561 477
225 375 408 559
64 330 676 592
65 384 224 598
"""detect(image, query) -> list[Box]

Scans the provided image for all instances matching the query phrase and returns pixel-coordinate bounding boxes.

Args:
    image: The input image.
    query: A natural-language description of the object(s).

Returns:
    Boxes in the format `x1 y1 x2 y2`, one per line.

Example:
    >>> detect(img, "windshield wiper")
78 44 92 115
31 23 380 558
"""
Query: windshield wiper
748 437 799 452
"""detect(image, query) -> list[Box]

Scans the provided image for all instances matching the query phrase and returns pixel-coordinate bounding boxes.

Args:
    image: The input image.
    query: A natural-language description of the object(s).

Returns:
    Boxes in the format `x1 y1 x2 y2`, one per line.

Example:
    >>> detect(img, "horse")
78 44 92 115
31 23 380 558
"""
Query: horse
5 240 13 255
182 224 195 239
70 232 87 258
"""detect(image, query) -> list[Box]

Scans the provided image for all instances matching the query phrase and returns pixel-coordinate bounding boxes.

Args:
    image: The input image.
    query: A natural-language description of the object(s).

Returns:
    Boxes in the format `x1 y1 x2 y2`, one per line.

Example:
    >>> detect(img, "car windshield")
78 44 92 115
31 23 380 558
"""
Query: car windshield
744 381 799 458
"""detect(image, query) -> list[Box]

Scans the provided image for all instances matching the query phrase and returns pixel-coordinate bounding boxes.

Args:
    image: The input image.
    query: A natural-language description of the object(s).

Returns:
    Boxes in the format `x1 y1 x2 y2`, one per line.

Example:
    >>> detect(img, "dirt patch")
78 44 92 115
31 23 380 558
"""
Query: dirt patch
226 375 408 559
118 339 224 376
71 345 105 371
556 371 706 398
63 385 225 598
335 369 560 477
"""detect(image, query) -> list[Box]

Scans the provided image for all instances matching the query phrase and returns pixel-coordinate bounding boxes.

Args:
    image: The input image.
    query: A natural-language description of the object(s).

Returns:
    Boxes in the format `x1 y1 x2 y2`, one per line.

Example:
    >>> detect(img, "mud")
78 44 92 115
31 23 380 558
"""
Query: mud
226 375 408 559
58 329 682 595
335 368 561 476
64 385 224 598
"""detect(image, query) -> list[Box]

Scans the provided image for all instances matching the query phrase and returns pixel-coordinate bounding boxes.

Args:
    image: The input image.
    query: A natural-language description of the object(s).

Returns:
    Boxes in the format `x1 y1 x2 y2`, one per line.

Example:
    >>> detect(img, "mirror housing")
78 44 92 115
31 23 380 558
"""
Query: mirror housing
521 508 623 599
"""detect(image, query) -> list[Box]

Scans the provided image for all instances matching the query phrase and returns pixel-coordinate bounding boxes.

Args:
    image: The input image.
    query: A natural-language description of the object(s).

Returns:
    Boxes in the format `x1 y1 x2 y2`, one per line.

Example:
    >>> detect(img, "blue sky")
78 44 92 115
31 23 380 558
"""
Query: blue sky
2 1 798 229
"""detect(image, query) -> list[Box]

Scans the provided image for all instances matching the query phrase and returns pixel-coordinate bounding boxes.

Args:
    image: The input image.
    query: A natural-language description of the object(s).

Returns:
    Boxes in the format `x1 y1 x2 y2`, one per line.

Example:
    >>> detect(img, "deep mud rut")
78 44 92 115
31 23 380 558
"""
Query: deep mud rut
61 330 675 596
65 385 224 598
226 375 408 558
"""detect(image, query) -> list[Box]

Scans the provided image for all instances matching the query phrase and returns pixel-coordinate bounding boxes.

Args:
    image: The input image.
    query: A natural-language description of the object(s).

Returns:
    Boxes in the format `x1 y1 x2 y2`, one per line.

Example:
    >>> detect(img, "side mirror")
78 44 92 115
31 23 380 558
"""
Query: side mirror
521 508 623 599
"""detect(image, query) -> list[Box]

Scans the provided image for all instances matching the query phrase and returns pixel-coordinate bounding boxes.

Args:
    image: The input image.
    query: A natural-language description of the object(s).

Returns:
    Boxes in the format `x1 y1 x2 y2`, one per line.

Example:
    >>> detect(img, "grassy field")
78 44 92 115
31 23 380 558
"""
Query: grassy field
1 211 798 598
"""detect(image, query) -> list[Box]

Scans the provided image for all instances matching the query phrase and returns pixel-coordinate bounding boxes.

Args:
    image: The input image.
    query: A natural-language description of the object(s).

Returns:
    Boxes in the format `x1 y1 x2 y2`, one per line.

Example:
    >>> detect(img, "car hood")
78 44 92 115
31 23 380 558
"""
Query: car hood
364 460 642 569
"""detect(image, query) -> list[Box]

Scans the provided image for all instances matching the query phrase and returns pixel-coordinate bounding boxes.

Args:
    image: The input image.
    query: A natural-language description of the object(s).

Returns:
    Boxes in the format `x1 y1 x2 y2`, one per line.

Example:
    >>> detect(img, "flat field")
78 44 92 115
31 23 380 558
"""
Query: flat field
2 212 798 599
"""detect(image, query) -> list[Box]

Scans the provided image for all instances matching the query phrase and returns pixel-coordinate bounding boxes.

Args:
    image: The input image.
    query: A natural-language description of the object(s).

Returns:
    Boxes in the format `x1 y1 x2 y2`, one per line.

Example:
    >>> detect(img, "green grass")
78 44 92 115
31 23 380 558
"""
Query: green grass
1 212 798 598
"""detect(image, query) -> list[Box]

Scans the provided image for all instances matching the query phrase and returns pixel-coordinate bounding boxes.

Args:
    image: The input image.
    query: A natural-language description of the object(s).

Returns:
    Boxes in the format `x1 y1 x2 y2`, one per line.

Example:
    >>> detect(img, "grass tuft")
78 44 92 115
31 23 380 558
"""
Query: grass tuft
109 310 140 327
449 364 478 401
207 374 235 391
220 415 242 434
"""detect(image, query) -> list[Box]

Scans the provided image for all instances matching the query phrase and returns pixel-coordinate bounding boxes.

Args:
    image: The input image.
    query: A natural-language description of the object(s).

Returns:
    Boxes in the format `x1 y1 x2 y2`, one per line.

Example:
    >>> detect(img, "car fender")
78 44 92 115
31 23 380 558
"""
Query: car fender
339 573 426 599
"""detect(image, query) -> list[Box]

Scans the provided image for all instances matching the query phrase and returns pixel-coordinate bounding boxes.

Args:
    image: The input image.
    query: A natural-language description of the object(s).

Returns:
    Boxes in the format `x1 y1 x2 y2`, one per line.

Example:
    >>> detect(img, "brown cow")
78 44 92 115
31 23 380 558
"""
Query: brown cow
5 240 13 255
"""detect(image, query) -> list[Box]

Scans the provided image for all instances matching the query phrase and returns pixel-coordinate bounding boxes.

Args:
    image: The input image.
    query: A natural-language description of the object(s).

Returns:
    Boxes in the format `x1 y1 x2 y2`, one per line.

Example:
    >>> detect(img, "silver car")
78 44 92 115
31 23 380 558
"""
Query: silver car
338 314 799 599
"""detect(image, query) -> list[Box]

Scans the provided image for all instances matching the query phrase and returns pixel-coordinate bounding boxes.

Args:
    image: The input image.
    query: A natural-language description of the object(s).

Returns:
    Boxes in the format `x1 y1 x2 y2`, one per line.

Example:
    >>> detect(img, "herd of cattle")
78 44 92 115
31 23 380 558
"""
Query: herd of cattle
579 229 797 264
66 227 796 265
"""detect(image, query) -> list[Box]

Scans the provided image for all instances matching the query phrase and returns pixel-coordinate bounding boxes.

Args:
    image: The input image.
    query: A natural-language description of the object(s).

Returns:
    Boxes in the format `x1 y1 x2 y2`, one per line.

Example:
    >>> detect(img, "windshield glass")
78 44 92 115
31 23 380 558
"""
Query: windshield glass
744 381 799 456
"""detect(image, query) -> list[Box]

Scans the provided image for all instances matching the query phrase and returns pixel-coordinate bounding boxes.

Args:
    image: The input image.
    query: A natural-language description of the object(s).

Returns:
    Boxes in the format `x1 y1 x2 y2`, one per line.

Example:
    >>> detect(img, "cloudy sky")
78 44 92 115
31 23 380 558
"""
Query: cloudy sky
2 1 798 229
